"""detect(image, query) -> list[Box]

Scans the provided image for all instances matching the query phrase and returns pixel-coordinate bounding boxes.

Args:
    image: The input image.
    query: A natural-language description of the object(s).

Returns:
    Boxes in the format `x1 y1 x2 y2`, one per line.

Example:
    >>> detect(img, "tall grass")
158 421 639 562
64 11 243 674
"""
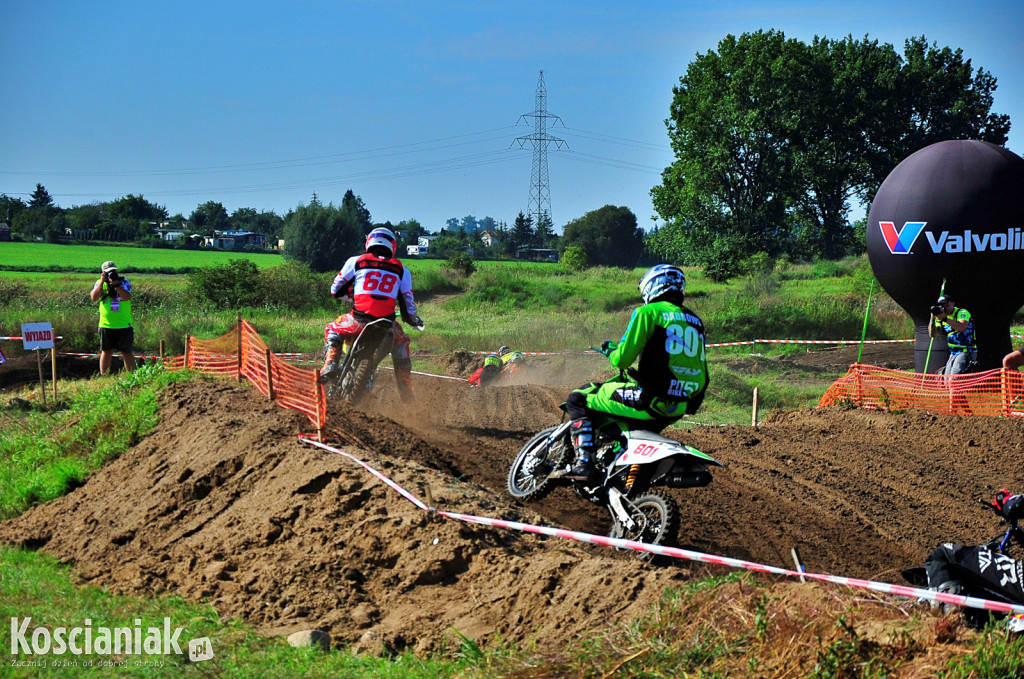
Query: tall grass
8 255 1004 360
0 364 191 519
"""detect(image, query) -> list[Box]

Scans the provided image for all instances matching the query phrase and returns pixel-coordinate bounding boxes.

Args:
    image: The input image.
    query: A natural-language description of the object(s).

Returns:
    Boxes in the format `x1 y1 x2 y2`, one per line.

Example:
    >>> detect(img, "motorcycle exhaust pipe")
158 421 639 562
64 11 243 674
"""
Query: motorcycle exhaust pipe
666 471 712 488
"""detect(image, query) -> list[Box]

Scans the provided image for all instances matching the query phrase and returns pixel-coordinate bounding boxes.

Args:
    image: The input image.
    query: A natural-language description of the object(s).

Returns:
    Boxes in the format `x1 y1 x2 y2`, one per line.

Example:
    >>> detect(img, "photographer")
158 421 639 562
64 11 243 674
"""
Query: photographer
89 261 136 375
929 295 976 376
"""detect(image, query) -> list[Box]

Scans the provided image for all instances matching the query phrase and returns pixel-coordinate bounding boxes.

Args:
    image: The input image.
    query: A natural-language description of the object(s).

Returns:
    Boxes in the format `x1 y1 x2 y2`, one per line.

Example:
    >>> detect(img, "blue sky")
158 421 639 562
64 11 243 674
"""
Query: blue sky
1 0 1021 232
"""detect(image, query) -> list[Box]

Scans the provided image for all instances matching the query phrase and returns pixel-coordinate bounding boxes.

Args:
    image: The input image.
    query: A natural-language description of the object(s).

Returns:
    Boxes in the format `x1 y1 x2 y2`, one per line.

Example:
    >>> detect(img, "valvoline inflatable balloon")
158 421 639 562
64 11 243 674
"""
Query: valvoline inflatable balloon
866 140 1024 372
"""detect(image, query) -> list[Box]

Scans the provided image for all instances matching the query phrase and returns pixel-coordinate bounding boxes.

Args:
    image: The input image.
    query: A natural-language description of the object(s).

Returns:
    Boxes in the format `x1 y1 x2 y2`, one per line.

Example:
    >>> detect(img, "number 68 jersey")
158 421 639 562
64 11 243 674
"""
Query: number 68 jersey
331 253 418 321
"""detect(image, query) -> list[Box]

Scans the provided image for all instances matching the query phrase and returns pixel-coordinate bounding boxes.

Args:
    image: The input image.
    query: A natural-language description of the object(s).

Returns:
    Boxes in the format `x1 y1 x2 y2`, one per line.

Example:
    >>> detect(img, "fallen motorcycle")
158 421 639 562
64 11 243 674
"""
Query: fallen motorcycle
902 497 1024 629
507 411 722 560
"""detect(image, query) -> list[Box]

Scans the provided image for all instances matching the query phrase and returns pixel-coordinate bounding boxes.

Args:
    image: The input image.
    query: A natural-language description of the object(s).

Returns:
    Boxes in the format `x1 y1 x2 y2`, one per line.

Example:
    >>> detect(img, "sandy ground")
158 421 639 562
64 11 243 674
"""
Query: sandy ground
2 343 1023 658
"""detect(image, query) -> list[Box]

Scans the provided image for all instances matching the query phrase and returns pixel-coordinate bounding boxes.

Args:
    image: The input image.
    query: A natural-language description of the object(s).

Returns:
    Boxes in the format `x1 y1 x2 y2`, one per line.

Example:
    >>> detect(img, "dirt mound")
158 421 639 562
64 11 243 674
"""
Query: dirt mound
3 361 1024 657
429 349 481 377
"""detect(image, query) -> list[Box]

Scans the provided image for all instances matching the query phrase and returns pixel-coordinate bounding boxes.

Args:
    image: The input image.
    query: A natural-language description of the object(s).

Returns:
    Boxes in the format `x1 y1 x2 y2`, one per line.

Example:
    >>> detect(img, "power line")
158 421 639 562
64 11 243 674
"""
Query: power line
559 127 671 153
0 127 520 177
512 70 566 227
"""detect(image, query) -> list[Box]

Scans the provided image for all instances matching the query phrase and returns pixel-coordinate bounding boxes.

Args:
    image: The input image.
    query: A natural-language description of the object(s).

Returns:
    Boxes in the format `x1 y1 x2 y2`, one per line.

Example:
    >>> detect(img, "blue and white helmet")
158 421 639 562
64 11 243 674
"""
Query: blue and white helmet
639 264 686 304
365 227 397 257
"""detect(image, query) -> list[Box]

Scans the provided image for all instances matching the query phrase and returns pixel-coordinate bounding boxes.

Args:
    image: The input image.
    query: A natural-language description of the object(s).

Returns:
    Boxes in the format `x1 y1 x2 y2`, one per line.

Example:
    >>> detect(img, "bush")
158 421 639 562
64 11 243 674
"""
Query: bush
561 245 588 271
741 252 773 276
700 236 746 283
444 252 477 278
0 279 30 306
258 261 333 309
186 259 267 309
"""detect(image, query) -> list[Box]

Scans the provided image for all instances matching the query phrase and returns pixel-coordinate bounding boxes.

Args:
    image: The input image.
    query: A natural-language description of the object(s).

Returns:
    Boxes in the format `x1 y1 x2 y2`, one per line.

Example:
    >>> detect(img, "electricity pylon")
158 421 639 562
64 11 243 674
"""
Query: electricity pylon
513 70 566 230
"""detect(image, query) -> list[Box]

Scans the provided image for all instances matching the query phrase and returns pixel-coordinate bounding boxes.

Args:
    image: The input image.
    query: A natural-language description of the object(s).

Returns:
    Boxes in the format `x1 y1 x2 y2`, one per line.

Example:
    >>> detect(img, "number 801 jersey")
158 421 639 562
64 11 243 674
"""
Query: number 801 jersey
331 253 417 320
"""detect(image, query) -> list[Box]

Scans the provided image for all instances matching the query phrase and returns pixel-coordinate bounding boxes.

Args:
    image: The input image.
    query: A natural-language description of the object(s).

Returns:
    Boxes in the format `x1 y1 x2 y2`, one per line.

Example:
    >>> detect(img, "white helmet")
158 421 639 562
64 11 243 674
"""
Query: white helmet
639 264 686 304
365 227 397 257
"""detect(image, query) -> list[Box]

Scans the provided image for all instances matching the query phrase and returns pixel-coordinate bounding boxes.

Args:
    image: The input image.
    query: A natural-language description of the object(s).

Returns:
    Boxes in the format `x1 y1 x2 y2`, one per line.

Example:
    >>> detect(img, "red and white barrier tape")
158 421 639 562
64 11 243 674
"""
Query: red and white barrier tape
379 365 468 382
298 436 1024 616
467 338 920 355
1 336 65 341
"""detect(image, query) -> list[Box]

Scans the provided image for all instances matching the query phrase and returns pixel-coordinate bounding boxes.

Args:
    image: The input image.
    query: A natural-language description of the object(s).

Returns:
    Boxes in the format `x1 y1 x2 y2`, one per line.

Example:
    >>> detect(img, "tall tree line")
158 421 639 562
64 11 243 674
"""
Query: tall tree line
650 32 1010 279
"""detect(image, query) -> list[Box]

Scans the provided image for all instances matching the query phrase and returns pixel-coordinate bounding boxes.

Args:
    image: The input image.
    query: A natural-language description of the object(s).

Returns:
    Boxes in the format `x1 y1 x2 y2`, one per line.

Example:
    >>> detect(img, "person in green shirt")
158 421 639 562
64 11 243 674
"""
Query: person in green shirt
564 264 709 482
89 261 136 375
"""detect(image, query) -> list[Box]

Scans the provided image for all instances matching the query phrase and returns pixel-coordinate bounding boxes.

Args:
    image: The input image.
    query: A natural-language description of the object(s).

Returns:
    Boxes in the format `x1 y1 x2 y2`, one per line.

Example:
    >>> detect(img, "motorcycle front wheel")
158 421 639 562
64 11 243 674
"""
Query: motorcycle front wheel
609 488 680 562
507 426 568 501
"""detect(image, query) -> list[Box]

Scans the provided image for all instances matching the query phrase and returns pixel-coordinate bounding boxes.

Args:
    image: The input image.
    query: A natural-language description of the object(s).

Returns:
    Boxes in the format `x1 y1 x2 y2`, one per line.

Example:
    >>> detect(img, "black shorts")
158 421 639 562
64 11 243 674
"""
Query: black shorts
99 327 134 353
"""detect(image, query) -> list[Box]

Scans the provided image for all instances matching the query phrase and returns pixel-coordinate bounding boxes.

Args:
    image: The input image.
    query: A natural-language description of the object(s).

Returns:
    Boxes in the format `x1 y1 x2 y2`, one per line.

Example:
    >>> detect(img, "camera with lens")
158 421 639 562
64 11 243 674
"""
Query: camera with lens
930 304 944 315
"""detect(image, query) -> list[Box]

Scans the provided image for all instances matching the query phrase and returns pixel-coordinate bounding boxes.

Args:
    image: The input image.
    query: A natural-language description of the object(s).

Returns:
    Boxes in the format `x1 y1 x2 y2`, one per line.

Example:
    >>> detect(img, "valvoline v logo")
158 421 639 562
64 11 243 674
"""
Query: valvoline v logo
878 221 927 254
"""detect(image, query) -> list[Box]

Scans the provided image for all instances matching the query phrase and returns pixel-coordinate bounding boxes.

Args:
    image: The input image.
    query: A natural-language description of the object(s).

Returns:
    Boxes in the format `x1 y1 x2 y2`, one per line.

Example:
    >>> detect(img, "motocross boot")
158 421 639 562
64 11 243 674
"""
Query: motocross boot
318 344 341 384
930 580 963 615
565 418 599 482
394 369 414 402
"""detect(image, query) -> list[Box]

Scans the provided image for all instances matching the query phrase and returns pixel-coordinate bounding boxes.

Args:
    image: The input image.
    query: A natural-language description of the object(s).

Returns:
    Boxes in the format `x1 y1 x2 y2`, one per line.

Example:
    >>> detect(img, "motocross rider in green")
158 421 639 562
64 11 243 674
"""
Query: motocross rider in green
565 264 709 482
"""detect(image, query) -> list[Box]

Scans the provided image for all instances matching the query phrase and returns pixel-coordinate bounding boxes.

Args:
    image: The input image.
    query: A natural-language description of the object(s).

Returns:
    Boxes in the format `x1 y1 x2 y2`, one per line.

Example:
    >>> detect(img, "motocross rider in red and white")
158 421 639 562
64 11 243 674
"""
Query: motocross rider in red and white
319 227 424 401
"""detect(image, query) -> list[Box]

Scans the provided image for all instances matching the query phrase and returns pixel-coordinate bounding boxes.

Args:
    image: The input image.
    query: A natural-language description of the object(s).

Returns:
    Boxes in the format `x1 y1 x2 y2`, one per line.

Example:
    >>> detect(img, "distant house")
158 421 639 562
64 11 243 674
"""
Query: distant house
479 230 496 247
205 230 268 251
0 223 11 242
153 227 187 241
515 247 558 262
417 235 437 252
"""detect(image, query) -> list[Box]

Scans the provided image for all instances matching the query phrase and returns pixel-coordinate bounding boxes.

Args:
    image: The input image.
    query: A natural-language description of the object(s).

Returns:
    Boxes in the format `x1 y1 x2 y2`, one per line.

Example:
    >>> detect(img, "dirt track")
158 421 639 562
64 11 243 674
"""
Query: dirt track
2 345 1024 656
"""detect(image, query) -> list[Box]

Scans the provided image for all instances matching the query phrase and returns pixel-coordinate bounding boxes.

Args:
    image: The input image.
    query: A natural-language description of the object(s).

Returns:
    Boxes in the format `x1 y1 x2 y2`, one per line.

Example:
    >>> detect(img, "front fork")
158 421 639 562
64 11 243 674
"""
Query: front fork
607 487 638 531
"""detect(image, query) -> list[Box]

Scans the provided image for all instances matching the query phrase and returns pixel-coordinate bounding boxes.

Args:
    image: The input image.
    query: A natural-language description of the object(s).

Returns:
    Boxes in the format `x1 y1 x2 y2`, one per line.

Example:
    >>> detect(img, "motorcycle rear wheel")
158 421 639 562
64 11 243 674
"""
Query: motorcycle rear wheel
609 488 680 562
339 353 377 404
507 426 568 501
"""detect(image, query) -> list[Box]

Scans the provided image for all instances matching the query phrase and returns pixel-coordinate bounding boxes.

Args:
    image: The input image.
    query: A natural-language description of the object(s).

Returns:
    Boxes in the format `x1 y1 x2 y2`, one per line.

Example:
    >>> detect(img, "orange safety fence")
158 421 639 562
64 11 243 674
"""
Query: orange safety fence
167 318 326 436
819 364 1024 418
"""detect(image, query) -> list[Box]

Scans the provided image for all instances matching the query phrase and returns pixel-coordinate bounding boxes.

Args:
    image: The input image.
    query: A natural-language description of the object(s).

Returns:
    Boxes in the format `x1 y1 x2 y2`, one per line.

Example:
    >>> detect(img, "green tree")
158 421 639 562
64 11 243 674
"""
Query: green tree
282 198 362 273
459 215 479 234
0 194 28 223
29 183 54 209
652 30 801 270
560 205 644 268
190 201 231 234
892 36 1009 163
534 212 555 248
107 194 167 222
652 31 1011 264
12 206 57 238
65 204 103 235
44 212 67 243
229 207 259 231
561 245 588 271
396 219 425 252
512 211 534 249
341 189 372 234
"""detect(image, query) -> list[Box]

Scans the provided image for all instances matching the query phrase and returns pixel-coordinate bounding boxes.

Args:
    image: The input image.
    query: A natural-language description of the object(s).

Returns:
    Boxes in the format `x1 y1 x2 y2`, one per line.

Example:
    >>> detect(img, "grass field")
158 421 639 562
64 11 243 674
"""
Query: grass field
0 241 284 273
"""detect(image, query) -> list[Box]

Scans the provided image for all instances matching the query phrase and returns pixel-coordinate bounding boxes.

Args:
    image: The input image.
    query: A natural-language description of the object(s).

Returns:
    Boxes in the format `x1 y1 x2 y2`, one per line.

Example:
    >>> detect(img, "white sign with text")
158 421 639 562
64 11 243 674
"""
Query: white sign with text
21 322 54 351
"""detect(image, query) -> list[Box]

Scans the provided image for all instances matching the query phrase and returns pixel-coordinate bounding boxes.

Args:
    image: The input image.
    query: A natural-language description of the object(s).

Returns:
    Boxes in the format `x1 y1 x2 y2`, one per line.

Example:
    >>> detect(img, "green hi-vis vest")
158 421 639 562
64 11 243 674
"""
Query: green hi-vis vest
98 283 132 329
